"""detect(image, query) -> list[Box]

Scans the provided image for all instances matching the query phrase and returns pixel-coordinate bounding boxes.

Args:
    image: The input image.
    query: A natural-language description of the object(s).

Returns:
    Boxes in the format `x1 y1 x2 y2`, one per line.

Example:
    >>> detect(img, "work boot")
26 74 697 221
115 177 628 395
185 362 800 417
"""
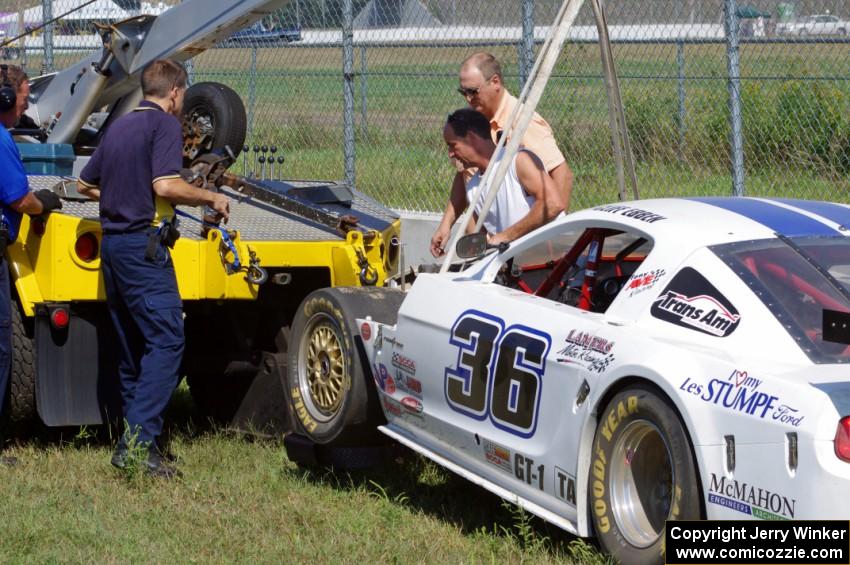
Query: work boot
145 450 182 479
154 438 179 464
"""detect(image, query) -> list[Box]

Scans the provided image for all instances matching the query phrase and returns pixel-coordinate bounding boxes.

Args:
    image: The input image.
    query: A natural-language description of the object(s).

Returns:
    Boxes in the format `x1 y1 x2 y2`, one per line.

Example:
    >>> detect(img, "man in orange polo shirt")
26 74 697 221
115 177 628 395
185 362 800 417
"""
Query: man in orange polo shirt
430 52 573 257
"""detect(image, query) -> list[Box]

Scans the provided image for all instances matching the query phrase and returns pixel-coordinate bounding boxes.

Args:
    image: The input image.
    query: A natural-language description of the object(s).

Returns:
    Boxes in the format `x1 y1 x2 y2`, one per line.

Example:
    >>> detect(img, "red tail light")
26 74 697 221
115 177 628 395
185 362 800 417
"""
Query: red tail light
75 233 99 262
834 416 850 462
49 307 69 330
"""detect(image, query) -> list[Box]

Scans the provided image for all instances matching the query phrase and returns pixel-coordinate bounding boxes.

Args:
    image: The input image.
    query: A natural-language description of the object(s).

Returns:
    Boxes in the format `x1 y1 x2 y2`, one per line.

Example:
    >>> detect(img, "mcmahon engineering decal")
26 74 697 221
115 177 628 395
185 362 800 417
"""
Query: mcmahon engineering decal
651 267 741 337
708 473 796 520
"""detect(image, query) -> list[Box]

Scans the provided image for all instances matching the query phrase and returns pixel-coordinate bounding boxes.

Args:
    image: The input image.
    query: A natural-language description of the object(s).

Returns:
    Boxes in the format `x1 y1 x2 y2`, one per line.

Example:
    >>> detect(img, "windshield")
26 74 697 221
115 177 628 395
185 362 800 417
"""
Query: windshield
713 236 850 363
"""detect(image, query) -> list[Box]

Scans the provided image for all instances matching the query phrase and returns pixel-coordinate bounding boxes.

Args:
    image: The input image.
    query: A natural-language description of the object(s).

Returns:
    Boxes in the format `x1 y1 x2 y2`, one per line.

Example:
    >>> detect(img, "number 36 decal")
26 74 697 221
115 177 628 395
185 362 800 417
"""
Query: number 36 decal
444 310 551 438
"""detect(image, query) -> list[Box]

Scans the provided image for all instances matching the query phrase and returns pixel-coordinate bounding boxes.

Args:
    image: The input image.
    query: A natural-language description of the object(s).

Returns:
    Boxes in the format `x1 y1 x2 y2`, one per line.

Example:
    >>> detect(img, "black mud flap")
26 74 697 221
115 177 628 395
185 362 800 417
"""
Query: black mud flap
35 304 121 427
227 352 292 436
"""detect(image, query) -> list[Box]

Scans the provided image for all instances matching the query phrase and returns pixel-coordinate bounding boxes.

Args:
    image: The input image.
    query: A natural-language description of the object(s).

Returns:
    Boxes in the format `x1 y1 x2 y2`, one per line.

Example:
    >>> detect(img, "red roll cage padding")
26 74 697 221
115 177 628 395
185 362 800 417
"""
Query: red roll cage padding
534 229 595 298
749 259 847 312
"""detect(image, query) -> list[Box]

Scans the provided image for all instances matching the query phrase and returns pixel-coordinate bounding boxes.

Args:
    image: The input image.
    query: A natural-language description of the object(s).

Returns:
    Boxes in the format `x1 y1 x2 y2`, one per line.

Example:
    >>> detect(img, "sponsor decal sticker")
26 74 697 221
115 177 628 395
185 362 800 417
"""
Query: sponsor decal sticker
483 439 512 474
373 363 395 394
679 370 804 427
651 267 741 337
555 329 616 374
594 204 666 223
555 466 577 506
392 352 416 374
382 396 402 417
395 370 422 398
624 268 666 298
400 396 423 415
360 322 371 342
383 335 403 349
708 473 796 520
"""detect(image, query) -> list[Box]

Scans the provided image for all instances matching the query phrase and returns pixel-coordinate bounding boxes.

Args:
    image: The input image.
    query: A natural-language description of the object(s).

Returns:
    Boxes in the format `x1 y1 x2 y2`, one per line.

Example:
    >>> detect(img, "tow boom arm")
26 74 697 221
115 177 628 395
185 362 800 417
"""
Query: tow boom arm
24 0 289 144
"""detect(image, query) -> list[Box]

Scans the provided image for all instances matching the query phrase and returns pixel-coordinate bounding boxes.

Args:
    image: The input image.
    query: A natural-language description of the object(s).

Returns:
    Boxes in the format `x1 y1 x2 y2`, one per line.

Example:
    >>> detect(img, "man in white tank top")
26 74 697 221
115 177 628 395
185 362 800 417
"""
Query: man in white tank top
435 108 564 252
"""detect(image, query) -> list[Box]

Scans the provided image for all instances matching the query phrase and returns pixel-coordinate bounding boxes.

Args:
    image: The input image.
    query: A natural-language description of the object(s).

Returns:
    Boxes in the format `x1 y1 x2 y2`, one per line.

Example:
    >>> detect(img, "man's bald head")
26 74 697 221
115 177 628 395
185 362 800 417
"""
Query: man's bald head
461 52 502 81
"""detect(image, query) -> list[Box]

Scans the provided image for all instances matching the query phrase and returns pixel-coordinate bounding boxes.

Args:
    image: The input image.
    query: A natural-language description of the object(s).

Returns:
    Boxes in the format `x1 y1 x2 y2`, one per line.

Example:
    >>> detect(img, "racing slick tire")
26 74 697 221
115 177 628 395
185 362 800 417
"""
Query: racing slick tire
286 287 405 445
590 384 701 565
182 82 247 163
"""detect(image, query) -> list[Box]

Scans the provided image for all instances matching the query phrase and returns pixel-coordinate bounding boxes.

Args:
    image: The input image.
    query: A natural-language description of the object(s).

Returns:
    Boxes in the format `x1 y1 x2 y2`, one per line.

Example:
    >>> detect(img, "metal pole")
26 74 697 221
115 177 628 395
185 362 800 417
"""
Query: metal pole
343 0 355 186
520 0 535 89
724 0 745 196
296 0 301 29
185 58 195 85
676 40 686 162
359 45 368 139
42 0 53 73
248 46 258 140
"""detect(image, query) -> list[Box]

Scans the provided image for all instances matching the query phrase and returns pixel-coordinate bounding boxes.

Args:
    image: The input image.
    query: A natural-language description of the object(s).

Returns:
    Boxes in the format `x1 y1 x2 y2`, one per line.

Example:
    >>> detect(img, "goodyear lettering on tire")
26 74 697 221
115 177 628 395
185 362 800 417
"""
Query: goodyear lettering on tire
591 395 639 535
291 386 318 433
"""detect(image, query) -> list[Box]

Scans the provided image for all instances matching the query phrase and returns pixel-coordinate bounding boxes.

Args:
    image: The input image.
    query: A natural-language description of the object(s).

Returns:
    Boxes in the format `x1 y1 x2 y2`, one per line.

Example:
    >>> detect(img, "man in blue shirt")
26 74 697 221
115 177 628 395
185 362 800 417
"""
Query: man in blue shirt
0 64 62 465
78 59 229 478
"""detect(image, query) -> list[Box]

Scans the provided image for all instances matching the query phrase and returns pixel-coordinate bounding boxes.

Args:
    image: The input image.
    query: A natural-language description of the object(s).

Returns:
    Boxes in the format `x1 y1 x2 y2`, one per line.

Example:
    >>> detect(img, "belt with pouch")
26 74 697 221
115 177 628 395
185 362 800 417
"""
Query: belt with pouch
144 218 180 261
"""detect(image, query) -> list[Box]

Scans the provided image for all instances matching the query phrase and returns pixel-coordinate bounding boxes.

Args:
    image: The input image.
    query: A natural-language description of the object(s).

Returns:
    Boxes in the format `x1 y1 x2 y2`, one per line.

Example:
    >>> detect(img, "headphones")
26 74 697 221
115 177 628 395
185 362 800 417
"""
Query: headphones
0 65 16 113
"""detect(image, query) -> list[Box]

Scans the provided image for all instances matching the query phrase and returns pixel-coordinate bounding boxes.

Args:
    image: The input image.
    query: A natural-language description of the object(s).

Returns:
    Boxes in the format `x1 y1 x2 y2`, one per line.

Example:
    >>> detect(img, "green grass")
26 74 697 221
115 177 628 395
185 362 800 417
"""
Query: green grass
0 385 611 564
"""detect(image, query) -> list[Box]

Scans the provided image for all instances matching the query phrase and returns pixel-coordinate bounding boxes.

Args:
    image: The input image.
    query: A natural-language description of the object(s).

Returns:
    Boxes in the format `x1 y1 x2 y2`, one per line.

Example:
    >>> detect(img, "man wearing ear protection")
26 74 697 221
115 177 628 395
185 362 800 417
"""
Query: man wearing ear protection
0 64 63 466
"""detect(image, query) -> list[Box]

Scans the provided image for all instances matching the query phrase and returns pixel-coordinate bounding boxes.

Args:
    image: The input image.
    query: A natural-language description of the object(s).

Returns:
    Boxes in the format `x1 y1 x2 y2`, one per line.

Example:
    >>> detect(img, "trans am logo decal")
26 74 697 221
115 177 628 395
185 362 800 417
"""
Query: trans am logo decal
651 267 741 337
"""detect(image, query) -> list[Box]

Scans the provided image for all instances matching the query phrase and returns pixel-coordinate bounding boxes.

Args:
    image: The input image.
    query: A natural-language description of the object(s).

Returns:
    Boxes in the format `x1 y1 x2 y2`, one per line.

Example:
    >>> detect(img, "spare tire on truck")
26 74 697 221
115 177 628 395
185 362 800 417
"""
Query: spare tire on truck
182 82 247 164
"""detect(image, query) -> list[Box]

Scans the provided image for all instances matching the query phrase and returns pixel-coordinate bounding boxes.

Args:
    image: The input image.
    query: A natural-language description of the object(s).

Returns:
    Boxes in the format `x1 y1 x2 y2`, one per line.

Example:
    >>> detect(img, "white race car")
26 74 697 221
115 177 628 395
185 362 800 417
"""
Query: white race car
285 197 850 563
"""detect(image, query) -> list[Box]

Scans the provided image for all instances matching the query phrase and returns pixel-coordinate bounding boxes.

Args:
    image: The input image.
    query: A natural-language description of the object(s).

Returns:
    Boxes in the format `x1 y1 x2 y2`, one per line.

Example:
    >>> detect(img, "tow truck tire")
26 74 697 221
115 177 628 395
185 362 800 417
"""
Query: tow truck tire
590 384 701 565
182 82 247 162
286 287 405 445
0 299 38 435
8 302 35 424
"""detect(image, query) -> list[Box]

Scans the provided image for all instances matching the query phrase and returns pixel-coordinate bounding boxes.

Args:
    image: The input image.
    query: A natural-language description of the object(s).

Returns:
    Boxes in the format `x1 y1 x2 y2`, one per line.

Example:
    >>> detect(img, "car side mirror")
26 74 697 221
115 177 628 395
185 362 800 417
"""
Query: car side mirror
456 233 509 259
456 233 488 259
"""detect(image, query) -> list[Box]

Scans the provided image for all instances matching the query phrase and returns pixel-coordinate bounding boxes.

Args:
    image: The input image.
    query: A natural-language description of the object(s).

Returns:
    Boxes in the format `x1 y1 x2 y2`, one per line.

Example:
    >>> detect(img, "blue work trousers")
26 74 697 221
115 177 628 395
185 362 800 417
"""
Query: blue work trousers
101 232 184 447
0 257 10 424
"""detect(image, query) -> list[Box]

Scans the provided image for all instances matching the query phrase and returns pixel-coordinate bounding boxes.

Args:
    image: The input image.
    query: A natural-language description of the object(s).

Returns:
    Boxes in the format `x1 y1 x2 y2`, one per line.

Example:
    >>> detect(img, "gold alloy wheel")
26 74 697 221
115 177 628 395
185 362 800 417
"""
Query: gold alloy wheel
300 315 348 420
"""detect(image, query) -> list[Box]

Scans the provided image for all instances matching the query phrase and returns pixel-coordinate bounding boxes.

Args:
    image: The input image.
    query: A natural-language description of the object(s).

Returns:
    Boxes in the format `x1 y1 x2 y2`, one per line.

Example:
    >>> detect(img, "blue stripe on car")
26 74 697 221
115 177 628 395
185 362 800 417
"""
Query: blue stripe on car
688 197 840 237
769 199 850 229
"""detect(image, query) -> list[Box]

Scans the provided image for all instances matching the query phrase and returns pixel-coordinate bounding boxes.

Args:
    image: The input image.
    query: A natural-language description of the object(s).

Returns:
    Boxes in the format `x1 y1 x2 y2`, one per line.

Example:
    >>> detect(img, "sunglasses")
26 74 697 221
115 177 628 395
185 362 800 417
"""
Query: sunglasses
456 76 493 98
457 85 482 97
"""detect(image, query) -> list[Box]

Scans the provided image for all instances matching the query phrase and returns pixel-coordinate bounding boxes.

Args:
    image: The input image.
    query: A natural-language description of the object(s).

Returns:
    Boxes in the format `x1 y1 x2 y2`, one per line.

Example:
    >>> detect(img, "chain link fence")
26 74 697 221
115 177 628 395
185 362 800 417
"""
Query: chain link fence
2 0 850 212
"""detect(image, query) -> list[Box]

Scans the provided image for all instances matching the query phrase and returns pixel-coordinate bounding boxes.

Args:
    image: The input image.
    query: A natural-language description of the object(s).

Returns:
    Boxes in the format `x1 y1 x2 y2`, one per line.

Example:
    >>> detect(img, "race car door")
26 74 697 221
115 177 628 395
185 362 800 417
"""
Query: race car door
388 223 648 513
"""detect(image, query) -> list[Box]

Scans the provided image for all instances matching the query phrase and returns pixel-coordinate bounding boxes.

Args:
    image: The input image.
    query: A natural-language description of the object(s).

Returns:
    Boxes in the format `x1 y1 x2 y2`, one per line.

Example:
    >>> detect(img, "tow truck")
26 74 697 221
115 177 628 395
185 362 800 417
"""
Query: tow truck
4 0 403 434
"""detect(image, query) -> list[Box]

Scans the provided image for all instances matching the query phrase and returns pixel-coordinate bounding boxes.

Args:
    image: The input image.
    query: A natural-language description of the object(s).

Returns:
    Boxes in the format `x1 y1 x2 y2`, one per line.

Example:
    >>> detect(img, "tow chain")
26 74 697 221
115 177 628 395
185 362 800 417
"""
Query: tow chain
173 209 268 285
355 247 378 286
